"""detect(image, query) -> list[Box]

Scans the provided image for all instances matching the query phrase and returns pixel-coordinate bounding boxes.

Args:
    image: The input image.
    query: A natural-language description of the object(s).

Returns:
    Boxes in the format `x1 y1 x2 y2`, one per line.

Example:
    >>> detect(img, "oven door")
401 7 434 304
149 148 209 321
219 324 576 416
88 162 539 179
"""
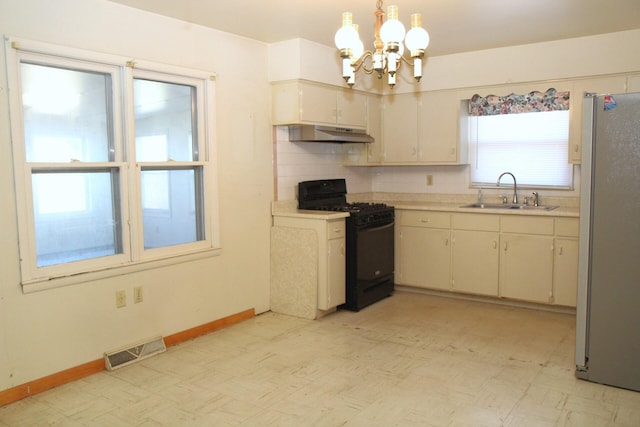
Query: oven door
356 221 394 282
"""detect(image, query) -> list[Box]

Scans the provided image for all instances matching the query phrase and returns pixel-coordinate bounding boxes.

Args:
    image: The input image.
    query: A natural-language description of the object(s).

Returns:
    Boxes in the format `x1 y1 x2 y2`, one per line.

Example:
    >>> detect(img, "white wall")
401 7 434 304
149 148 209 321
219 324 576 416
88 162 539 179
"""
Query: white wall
271 30 640 200
0 0 273 391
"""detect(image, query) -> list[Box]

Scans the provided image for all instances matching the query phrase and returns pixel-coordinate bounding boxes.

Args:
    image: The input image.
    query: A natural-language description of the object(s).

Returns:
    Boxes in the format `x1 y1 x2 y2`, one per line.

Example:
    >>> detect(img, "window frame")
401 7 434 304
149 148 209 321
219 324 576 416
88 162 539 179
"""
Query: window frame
463 92 574 191
5 37 220 292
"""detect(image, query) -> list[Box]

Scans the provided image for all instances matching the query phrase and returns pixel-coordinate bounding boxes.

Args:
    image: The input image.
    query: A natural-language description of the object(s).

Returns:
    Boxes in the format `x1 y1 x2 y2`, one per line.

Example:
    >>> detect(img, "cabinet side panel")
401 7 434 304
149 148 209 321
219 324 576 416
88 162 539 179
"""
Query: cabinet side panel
270 227 318 319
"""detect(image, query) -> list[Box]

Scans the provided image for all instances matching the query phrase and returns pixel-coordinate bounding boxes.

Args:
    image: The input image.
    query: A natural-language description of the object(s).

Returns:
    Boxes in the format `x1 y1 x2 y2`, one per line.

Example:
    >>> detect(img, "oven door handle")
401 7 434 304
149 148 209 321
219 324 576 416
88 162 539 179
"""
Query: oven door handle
359 221 394 233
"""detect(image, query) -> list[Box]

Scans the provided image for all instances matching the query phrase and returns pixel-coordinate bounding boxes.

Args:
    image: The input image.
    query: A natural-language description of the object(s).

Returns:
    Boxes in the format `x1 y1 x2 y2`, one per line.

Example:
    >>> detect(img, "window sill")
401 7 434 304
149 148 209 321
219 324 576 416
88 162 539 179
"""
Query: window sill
21 247 222 294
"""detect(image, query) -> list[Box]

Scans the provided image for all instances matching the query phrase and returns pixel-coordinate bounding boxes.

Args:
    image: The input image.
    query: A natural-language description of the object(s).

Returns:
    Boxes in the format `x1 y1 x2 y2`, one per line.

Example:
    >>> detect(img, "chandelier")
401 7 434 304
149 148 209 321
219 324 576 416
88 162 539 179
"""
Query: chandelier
334 0 430 88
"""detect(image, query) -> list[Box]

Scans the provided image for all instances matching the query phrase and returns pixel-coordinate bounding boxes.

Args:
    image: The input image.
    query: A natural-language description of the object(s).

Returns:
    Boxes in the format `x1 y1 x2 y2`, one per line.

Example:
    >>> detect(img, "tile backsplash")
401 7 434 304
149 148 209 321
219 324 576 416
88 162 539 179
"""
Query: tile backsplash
274 126 580 201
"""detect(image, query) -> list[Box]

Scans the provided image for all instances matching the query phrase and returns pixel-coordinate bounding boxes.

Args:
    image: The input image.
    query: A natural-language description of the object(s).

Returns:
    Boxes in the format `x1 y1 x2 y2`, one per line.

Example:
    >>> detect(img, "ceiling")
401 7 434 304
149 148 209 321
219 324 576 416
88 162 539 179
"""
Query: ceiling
109 0 640 57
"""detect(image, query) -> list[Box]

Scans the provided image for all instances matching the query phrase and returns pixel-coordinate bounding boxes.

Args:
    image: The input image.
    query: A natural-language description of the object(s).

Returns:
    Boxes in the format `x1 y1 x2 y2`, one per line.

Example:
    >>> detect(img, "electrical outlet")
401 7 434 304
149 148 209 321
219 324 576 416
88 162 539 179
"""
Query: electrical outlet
115 290 126 308
426 174 434 186
133 286 143 304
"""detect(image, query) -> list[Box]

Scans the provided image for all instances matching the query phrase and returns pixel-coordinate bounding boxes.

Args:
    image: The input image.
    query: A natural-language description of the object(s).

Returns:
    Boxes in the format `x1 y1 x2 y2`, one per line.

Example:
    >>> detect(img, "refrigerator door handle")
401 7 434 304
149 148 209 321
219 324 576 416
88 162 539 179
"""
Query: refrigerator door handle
575 94 596 371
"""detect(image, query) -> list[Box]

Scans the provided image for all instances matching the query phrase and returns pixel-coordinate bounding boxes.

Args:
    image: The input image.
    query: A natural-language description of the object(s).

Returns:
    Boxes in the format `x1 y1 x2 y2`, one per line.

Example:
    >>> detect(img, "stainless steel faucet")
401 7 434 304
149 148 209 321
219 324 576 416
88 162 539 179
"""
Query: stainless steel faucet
497 172 518 204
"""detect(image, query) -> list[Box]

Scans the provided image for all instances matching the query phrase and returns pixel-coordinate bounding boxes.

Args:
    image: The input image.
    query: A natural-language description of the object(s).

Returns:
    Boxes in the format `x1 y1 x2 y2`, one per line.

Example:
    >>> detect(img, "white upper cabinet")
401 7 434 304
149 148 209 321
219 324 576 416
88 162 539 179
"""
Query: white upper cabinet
569 76 628 163
628 74 640 93
381 90 469 165
418 90 468 164
337 90 368 127
382 93 420 163
365 94 384 163
343 93 383 166
272 80 367 127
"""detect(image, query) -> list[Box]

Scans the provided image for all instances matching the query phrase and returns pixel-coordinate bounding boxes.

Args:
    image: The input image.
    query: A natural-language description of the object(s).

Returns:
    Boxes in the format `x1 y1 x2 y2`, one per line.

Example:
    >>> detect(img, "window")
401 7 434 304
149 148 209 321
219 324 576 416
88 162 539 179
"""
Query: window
467 89 573 189
6 37 219 289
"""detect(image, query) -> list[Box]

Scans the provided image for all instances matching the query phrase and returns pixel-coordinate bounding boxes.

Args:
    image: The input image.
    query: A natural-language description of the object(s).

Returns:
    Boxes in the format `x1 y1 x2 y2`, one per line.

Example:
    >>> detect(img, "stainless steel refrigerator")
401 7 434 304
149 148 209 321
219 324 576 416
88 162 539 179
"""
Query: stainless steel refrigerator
576 92 640 391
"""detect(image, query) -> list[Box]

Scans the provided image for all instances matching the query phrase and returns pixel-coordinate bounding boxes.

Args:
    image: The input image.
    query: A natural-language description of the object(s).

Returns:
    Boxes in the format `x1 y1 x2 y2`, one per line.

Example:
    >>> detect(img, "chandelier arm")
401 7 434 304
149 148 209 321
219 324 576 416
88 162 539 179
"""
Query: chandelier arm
399 55 414 67
352 50 374 73
360 63 376 75
355 51 382 75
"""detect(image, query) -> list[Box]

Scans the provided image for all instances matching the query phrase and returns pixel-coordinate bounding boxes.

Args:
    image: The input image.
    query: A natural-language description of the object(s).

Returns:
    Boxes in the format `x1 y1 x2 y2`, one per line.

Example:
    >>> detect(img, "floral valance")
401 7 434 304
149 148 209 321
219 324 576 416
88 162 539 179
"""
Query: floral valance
469 88 570 116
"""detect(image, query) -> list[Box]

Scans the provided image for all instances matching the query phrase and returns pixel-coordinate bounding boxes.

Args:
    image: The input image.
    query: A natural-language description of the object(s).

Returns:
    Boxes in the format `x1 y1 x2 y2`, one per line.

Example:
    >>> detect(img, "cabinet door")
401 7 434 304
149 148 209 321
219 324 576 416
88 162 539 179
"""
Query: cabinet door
398 227 450 290
451 230 499 296
322 237 346 310
553 238 578 307
382 93 419 162
272 81 301 125
366 94 383 163
500 234 553 303
342 94 382 166
570 76 628 163
300 83 337 125
337 90 367 127
628 74 640 93
418 90 460 164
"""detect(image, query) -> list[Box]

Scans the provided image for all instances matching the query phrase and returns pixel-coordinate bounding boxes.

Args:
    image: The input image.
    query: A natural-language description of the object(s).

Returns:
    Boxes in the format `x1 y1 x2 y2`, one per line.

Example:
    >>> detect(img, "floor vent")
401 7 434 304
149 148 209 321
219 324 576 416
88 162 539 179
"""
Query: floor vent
104 336 166 371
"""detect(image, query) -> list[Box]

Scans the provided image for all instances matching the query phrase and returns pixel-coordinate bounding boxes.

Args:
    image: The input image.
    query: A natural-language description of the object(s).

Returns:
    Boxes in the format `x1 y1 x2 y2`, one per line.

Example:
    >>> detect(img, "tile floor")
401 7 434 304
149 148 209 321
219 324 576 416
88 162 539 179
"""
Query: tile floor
1 291 639 426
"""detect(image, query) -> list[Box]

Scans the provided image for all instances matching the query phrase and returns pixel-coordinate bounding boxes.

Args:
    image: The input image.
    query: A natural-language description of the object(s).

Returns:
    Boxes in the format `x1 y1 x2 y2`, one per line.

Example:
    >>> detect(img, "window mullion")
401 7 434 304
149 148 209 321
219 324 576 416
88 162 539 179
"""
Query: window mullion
123 64 143 262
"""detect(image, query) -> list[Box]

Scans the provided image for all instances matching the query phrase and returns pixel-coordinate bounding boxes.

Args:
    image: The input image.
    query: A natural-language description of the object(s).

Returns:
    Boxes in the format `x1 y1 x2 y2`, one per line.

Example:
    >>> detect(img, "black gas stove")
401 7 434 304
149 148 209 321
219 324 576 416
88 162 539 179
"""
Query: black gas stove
298 179 393 217
298 179 395 311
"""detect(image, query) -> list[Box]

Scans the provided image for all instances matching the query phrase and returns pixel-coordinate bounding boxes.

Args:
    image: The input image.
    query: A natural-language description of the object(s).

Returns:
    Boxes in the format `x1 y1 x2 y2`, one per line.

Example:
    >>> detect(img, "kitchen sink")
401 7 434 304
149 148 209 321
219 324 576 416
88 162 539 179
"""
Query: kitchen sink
460 203 559 211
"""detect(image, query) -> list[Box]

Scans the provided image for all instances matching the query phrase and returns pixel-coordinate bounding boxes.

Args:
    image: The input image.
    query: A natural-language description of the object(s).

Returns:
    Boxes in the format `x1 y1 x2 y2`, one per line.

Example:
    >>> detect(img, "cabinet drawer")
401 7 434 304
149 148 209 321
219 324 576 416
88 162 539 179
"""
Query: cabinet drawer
501 216 554 235
400 210 451 229
326 220 346 239
453 213 499 231
556 218 579 237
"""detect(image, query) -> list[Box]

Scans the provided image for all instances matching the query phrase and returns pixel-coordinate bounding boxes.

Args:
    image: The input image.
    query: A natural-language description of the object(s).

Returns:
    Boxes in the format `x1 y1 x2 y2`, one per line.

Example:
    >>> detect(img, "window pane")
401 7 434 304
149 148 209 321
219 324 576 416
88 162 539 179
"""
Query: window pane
21 63 112 162
469 110 572 187
32 170 122 266
134 79 197 162
141 168 204 249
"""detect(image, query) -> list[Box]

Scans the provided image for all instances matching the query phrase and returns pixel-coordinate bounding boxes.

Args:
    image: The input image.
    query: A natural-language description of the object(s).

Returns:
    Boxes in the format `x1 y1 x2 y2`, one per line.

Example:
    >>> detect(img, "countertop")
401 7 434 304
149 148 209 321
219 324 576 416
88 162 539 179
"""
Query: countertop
273 193 580 219
385 200 579 218
272 201 350 219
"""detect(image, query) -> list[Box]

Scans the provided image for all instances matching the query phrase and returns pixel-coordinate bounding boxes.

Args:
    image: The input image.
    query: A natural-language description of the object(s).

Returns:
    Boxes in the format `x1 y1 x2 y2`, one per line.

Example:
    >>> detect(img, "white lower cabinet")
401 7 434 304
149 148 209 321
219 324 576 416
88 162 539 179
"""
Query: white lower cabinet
397 211 451 290
399 227 451 290
396 209 578 307
499 234 554 303
553 238 579 306
451 214 500 296
451 230 500 295
553 218 580 306
325 235 346 310
499 216 555 304
271 215 346 319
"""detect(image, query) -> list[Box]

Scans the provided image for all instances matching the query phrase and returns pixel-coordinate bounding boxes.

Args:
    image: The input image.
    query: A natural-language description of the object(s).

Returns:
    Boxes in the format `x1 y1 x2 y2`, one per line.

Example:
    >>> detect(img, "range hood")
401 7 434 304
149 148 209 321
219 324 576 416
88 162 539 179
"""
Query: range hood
288 125 374 143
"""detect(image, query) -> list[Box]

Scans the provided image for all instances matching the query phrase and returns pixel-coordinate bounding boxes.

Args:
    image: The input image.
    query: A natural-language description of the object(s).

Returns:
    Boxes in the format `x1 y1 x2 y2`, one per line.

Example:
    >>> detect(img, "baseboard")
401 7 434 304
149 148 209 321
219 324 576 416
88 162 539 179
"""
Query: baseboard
395 286 576 314
0 308 255 407
164 308 255 347
0 359 105 407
